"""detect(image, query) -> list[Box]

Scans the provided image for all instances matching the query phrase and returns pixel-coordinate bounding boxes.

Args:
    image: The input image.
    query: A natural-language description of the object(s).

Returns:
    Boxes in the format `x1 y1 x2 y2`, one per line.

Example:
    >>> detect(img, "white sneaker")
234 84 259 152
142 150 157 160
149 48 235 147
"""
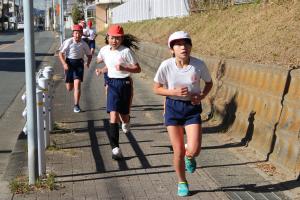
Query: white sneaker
112 147 123 160
73 105 81 113
121 123 130 134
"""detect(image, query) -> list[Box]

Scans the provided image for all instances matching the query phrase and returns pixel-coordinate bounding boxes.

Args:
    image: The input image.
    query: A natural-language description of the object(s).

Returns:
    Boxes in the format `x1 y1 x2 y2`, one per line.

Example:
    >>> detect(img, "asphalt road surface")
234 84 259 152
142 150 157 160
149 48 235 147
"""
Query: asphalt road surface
0 30 56 118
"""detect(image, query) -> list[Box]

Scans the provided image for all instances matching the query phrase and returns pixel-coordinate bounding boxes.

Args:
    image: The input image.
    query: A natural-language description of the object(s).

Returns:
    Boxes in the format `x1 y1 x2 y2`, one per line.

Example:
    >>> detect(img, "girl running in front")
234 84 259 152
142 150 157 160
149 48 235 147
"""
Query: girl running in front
153 31 213 197
95 24 141 160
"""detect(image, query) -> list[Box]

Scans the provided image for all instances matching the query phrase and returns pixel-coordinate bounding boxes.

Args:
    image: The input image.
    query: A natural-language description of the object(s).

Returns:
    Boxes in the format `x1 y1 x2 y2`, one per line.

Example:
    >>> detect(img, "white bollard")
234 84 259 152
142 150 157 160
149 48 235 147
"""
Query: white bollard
22 108 27 120
38 77 50 148
48 85 54 132
22 93 27 135
36 89 46 176
23 123 28 135
43 66 54 79
21 93 26 104
43 66 54 132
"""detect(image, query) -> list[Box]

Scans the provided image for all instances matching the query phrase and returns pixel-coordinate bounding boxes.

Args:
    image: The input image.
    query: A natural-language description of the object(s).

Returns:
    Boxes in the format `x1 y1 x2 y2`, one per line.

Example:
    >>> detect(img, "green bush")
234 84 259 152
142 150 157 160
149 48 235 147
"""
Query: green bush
71 5 83 24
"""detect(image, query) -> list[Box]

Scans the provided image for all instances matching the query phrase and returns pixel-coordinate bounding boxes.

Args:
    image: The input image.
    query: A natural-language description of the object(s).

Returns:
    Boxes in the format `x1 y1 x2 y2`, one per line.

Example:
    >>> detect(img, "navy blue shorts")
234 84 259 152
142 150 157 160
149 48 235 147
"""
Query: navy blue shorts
65 58 84 83
107 77 132 115
164 97 202 126
88 40 96 49
103 72 108 86
82 38 89 44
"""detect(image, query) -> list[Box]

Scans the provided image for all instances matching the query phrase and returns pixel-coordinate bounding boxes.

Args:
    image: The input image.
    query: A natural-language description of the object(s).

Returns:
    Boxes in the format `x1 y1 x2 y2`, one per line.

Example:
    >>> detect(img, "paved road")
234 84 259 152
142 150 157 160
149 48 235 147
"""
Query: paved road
0 31 55 118
0 31 57 198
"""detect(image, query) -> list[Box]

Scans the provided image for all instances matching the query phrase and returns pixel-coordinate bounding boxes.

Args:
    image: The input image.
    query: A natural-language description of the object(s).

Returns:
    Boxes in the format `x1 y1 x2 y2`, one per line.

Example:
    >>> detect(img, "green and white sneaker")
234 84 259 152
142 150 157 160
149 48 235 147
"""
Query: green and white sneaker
177 182 189 197
185 156 196 173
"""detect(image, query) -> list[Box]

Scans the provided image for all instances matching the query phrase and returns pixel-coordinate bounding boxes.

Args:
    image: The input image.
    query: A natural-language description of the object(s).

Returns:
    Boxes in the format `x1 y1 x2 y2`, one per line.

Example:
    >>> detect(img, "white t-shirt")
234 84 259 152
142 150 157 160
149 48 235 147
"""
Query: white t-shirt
59 38 91 59
97 45 138 78
87 28 96 40
154 57 212 101
82 28 89 39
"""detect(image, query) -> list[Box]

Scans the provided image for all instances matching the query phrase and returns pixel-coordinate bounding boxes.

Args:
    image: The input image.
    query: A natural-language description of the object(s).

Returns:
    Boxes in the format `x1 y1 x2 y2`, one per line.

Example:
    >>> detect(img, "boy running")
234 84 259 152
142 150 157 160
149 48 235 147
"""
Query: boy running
58 24 92 113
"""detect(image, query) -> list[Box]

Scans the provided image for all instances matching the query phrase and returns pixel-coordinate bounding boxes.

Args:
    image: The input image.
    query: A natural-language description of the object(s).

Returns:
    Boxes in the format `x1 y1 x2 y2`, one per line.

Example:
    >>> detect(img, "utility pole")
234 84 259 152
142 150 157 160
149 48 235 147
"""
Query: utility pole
59 0 64 44
52 0 56 30
23 0 39 185
1 0 4 31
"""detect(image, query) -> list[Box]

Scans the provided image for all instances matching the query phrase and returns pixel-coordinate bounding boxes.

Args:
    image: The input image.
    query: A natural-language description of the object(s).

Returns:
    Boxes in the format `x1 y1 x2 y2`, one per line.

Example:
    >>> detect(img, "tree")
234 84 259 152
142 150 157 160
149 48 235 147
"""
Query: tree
71 5 83 24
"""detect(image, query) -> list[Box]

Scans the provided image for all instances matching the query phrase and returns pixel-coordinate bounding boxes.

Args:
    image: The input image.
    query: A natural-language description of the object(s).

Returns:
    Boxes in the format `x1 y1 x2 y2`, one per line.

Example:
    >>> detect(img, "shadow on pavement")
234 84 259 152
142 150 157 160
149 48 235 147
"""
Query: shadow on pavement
0 31 18 36
54 118 172 181
131 104 164 112
88 120 106 172
0 59 42 72
0 52 53 72
219 179 300 193
59 140 153 150
0 41 15 45
186 178 299 198
57 166 174 183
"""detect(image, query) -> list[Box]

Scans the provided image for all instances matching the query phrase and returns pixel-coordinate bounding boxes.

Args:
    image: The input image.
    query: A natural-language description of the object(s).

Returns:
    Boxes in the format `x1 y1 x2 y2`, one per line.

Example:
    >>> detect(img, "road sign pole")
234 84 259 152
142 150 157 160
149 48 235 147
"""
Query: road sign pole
23 0 39 184
60 0 64 44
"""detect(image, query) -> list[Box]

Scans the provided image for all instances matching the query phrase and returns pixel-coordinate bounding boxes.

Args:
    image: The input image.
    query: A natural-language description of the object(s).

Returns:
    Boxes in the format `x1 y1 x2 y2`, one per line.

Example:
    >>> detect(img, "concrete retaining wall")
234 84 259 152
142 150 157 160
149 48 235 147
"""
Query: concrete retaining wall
136 42 300 177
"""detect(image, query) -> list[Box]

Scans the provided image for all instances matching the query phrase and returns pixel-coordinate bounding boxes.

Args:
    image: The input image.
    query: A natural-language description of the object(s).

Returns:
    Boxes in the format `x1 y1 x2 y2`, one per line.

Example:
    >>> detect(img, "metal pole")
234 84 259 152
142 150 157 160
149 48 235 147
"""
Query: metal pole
36 89 46 176
52 0 56 31
62 0 64 41
1 0 4 31
59 0 64 44
23 0 38 184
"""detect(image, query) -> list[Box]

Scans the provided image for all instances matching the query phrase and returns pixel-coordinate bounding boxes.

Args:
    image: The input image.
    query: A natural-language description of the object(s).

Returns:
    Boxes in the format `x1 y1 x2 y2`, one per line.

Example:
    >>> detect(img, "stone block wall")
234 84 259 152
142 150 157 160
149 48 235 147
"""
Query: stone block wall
136 42 300 177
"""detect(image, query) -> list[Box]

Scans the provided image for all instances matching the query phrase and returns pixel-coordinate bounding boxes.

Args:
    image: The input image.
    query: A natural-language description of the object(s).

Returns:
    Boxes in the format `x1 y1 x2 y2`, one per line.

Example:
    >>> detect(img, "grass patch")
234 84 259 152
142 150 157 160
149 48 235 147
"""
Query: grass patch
99 1 299 66
9 176 31 194
9 173 60 194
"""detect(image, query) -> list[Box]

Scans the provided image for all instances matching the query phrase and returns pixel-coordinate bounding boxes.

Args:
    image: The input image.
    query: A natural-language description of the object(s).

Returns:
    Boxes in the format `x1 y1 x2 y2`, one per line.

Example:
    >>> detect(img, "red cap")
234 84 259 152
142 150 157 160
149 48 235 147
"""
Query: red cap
107 25 124 36
79 20 86 28
72 24 83 31
87 20 92 27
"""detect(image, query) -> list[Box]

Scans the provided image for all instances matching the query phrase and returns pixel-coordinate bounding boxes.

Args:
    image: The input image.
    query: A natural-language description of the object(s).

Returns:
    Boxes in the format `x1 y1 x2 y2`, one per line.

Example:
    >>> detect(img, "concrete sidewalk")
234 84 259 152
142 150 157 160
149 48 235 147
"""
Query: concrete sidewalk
4 44 297 200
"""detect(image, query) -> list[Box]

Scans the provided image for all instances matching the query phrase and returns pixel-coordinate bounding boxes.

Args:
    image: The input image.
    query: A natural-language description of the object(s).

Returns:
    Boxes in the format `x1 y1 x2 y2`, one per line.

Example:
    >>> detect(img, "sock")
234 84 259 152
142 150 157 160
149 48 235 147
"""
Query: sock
109 123 119 149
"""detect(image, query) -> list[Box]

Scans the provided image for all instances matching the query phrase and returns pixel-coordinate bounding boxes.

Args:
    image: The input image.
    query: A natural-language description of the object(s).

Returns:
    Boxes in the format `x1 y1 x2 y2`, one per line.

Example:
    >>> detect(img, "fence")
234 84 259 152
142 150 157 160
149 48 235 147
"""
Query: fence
111 0 190 24
22 66 54 176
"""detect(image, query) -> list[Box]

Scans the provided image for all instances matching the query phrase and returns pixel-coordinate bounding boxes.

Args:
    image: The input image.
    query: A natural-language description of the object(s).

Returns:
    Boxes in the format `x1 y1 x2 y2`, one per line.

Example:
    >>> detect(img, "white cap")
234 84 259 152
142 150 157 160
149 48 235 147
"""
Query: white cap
168 31 191 48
